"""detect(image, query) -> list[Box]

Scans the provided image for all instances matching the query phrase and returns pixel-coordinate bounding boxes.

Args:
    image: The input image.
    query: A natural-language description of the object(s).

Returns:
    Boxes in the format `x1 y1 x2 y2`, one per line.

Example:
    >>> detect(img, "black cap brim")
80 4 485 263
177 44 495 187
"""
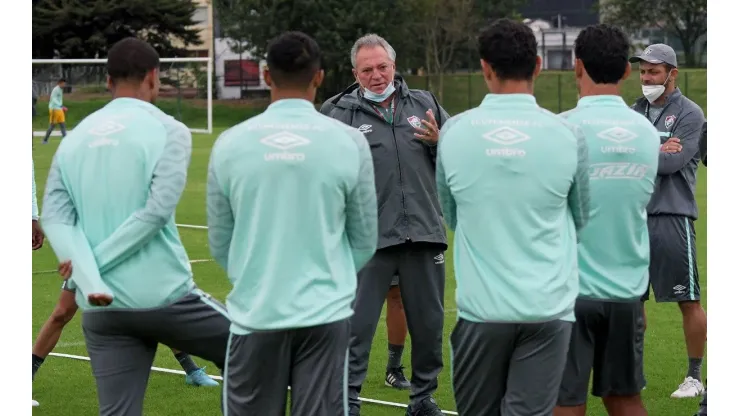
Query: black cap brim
629 55 664 64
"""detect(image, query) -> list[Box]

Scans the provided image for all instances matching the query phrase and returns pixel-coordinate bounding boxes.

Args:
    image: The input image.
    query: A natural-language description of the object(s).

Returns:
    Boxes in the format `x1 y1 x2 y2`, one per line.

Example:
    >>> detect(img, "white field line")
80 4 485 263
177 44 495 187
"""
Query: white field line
48 352 458 414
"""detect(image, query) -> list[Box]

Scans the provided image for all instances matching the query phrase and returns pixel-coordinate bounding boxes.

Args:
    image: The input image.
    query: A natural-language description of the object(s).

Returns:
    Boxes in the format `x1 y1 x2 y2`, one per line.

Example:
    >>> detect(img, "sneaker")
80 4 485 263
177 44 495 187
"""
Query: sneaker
185 367 219 387
670 376 705 398
385 366 411 390
406 397 444 416
32 400 39 407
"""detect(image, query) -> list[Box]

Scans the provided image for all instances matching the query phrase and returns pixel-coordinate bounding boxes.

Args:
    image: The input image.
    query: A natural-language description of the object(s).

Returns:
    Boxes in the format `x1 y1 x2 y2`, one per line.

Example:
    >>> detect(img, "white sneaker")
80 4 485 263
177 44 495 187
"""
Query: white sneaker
32 399 39 407
670 376 705 398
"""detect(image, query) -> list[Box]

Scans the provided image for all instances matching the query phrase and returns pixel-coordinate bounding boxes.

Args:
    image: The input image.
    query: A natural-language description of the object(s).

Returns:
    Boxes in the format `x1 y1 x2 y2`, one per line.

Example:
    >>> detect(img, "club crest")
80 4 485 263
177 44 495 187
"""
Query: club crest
665 115 676 129
407 115 423 129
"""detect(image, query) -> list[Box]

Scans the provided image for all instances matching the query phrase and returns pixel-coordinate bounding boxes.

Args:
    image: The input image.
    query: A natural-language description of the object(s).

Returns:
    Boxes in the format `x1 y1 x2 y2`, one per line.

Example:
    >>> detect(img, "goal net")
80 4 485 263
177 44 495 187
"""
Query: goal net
32 57 213 136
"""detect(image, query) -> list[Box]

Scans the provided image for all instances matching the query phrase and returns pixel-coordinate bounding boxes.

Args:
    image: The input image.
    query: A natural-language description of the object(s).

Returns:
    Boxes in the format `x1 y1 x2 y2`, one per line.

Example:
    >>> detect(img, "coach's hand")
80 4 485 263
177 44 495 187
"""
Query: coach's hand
661 137 682 153
32 220 44 250
414 109 440 144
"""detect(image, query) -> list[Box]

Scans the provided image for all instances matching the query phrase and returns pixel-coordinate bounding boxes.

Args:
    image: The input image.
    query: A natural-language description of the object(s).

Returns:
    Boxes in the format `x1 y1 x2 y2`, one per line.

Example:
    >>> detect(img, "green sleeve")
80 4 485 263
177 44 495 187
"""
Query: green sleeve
41 153 113 301
206 136 235 274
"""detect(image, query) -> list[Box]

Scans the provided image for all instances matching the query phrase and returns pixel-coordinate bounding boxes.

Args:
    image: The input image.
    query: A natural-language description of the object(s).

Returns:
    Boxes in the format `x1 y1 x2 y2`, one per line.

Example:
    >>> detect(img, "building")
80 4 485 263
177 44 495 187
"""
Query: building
525 19 579 70
517 0 599 70
214 39 269 98
519 0 600 28
172 0 213 58
211 4 270 98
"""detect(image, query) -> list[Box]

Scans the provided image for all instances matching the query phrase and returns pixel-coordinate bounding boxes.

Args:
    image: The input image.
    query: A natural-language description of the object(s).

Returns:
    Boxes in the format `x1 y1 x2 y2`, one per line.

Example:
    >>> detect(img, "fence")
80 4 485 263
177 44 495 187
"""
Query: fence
32 70 707 132
405 70 708 116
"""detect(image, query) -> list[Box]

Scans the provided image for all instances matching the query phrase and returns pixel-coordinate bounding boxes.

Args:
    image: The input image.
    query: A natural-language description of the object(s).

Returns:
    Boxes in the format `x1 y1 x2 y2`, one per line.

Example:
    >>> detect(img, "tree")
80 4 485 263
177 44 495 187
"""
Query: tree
599 0 707 66
32 0 203 58
417 0 525 101
213 0 422 100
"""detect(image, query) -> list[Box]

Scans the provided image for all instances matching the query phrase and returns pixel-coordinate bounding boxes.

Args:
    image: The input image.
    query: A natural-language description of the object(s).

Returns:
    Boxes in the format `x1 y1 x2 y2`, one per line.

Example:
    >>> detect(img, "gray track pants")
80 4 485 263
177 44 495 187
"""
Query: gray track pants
82 290 231 416
347 242 446 409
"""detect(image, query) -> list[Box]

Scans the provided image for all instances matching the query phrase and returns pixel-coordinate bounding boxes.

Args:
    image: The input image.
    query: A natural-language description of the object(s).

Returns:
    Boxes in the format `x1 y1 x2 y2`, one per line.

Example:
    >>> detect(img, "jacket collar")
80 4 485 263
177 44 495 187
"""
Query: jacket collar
634 88 684 110
330 75 411 110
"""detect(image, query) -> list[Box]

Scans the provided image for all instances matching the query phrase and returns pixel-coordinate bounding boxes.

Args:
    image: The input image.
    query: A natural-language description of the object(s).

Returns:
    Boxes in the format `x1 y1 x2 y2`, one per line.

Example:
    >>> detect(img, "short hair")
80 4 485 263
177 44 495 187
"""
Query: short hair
107 38 160 85
350 34 396 68
266 32 322 88
575 24 631 84
58 78 66 83
478 19 538 82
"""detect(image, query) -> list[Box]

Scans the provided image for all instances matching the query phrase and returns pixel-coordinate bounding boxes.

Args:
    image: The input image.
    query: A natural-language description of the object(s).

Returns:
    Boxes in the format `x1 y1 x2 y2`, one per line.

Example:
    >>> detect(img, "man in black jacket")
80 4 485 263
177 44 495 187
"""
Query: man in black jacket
320 33 449 416
630 44 707 399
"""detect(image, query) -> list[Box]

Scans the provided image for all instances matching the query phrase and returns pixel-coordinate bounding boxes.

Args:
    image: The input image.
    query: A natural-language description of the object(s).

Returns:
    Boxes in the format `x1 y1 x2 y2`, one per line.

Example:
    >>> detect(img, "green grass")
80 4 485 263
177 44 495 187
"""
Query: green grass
32 132 707 415
33 70 707 133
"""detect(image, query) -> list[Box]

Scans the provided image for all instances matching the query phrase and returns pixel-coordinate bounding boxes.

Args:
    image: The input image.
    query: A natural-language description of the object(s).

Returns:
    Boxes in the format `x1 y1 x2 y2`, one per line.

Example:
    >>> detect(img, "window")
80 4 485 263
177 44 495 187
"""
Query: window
193 7 208 25
186 49 209 58
224 60 261 87
547 49 573 70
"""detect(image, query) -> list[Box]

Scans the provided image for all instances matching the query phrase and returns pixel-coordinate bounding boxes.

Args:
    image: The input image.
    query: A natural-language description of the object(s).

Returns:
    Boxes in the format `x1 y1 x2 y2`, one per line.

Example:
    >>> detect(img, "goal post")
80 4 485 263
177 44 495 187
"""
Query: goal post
32 57 213 136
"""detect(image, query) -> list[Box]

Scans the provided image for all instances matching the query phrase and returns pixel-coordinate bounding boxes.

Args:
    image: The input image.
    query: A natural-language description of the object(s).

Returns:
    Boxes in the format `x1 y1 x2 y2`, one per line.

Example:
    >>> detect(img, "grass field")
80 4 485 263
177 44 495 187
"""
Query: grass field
31 127 707 415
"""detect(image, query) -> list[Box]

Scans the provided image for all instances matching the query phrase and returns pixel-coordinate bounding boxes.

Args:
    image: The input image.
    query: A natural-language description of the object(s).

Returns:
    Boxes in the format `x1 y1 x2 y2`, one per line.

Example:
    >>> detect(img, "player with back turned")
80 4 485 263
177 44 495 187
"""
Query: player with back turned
41 37 230 416
436 18 590 416
207 31 378 416
554 24 660 416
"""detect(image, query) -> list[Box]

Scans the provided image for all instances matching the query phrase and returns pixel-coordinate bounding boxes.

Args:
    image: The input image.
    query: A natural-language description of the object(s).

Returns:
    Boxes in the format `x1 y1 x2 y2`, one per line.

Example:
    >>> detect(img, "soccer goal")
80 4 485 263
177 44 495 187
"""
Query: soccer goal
32 57 213 136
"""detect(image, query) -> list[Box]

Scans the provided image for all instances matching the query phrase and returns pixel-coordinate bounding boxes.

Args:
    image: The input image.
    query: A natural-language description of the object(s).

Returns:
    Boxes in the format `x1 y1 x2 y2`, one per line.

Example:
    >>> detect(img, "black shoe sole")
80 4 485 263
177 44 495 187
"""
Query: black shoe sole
384 380 411 390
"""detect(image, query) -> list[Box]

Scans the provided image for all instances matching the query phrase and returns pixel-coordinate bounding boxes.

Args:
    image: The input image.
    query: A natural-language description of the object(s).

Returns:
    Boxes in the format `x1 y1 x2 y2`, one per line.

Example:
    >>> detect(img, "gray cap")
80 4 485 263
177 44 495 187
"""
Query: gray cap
629 44 678 67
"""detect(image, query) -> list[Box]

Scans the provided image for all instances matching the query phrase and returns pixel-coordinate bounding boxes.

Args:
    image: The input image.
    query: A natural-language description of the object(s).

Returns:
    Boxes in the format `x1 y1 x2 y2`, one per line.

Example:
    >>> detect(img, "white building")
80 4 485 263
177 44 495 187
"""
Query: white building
525 18 655 70
214 38 269 99
525 19 579 70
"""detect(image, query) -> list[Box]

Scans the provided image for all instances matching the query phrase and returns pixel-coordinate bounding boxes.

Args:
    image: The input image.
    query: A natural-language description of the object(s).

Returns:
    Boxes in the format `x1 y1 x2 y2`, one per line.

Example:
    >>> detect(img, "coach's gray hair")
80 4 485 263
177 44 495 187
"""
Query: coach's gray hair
350 34 396 68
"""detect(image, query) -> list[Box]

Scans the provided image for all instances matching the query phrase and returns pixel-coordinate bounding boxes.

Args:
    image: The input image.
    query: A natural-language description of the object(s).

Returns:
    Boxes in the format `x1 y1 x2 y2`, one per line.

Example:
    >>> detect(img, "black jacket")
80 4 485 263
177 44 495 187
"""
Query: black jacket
320 75 450 250
631 89 706 220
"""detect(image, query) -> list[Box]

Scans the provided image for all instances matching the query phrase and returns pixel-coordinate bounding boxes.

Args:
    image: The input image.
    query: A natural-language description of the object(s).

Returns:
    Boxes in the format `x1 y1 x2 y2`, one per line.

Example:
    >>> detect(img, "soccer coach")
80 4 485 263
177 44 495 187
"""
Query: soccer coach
320 33 449 416
630 44 707 399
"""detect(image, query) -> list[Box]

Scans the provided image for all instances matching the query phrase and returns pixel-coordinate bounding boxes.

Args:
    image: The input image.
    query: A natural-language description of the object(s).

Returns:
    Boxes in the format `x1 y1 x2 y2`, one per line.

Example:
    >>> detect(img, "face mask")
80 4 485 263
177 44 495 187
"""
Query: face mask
642 73 671 103
642 85 665 103
362 81 395 102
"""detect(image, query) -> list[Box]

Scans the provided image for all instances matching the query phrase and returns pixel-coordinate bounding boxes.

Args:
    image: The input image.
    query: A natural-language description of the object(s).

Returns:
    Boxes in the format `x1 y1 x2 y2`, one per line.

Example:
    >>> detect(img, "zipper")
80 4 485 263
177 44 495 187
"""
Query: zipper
358 99 410 241
391 125 410 241
389 96 410 241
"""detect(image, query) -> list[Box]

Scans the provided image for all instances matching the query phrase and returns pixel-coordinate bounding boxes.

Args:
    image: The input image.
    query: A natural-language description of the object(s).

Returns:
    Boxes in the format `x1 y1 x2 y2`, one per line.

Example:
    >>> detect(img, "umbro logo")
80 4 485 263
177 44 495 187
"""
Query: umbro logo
673 284 686 294
260 131 311 150
88 120 126 137
261 131 310 162
482 126 531 146
434 253 445 265
358 124 373 134
597 127 637 144
482 127 529 157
